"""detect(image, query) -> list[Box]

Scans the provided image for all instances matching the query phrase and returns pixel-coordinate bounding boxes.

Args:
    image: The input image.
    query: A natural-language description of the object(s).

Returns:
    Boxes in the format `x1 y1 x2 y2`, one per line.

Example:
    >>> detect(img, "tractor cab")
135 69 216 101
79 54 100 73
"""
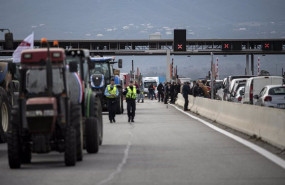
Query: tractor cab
7 44 82 169
88 56 123 113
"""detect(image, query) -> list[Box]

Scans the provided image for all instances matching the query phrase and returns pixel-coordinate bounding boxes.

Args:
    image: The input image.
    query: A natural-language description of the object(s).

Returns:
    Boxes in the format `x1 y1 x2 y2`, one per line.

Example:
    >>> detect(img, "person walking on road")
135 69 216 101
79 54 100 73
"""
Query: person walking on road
123 80 137 122
182 82 191 111
148 83 154 100
104 78 119 123
157 82 164 102
138 82 144 103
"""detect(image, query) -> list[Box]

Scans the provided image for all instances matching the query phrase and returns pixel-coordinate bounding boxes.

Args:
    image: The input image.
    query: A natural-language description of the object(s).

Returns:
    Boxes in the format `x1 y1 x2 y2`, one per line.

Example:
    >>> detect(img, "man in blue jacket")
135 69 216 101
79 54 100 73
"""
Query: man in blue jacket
182 82 191 111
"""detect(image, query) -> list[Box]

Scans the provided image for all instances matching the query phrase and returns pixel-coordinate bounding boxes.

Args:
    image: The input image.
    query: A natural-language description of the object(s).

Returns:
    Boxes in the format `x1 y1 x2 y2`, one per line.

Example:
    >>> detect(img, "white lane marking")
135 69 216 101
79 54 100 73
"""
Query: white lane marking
97 131 133 185
170 104 285 169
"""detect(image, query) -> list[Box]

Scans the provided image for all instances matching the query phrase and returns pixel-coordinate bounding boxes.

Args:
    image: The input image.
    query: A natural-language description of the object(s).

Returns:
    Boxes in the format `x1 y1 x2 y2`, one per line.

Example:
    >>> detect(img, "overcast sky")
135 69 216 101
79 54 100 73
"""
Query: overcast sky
1 0 285 40
1 0 285 78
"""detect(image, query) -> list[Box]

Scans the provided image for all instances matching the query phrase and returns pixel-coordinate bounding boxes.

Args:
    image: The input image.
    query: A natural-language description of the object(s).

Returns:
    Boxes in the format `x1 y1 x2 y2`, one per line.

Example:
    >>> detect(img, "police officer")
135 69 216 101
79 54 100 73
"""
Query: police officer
123 80 137 122
104 78 119 123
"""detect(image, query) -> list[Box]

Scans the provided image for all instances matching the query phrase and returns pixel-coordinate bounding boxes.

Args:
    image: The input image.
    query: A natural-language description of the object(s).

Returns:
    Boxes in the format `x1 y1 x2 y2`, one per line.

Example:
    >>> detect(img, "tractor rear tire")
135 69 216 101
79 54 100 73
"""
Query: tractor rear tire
0 89 11 143
64 126 76 166
21 143 31 164
85 117 99 153
90 96 103 146
7 107 21 169
71 104 83 161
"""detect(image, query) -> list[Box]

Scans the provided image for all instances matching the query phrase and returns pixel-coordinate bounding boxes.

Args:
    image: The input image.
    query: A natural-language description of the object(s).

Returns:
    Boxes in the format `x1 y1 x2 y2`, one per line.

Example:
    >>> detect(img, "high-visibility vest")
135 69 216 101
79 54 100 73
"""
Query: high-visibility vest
126 86 137 99
106 85 117 98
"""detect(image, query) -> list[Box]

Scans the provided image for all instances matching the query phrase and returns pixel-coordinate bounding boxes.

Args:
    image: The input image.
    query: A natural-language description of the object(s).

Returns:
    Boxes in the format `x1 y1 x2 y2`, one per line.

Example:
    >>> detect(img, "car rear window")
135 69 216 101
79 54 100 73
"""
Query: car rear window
268 87 285 95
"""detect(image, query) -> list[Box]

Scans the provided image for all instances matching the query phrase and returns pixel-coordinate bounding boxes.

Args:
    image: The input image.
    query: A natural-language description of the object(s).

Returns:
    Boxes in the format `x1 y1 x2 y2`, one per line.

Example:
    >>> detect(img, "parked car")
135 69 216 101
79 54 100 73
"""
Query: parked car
228 78 247 101
254 85 285 109
233 86 245 103
242 76 283 104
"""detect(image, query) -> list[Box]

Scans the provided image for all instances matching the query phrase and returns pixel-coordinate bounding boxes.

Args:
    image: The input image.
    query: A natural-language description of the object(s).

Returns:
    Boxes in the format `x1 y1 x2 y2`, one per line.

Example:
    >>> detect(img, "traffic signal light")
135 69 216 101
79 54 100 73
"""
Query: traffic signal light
4 32 13 50
222 42 231 50
174 29 186 52
262 42 272 50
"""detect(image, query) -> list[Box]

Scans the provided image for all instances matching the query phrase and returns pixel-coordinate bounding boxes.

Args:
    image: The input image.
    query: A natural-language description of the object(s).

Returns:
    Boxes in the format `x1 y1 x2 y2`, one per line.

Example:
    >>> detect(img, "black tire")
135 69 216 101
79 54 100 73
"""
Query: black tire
85 117 99 153
0 88 11 143
90 95 103 146
71 104 83 161
7 107 21 169
64 126 76 166
21 143 31 164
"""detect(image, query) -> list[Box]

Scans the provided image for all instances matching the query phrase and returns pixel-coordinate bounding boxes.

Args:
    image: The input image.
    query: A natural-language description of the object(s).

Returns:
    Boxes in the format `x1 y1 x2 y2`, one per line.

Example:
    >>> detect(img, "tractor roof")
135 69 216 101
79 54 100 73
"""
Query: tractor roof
21 48 65 64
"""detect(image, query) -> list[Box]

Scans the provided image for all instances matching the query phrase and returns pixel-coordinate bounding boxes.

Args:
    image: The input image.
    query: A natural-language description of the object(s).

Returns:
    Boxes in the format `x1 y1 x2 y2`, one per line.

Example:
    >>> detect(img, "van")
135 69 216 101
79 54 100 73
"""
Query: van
242 76 283 104
222 75 254 100
228 78 247 101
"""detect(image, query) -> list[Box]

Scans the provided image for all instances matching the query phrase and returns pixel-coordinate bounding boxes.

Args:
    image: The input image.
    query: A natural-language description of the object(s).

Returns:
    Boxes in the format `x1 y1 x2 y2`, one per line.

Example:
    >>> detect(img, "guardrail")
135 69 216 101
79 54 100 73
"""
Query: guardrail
176 93 285 149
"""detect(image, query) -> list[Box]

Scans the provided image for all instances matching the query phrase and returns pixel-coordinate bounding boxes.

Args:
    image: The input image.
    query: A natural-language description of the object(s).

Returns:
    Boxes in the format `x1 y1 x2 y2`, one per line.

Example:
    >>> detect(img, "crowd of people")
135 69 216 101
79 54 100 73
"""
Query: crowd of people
104 79 220 123
145 82 181 104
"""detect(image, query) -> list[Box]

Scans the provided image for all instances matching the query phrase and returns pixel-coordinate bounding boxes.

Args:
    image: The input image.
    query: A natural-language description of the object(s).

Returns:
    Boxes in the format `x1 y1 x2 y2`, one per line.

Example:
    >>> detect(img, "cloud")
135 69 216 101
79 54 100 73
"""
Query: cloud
270 31 277 34
85 33 91 36
106 28 113 32
123 26 129 30
188 31 195 35
239 28 247 31
31 25 37 28
129 23 134 26
147 25 154 29
166 31 172 35
237 22 262 27
96 34 103 37
39 24 45 27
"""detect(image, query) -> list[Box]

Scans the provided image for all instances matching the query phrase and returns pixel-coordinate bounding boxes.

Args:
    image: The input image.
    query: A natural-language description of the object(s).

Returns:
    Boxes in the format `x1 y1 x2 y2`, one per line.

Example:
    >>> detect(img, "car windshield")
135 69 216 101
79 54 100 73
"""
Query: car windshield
25 67 64 95
144 82 157 87
90 63 111 79
268 87 285 95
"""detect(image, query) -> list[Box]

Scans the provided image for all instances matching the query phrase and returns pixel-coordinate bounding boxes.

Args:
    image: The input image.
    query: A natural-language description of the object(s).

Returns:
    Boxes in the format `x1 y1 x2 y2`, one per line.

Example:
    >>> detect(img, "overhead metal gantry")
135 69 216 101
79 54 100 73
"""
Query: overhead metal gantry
1 39 284 75
0 39 285 56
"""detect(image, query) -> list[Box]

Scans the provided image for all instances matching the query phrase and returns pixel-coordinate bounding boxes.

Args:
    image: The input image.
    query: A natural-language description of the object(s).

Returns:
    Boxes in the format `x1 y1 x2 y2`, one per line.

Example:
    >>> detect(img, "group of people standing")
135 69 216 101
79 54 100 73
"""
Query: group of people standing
153 82 181 104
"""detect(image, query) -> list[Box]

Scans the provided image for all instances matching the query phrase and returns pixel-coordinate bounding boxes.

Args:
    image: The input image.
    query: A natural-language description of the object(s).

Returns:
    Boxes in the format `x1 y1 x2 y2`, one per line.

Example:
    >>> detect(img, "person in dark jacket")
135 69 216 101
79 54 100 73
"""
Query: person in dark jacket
164 82 171 104
157 83 164 102
193 81 204 97
170 82 175 104
148 83 154 100
182 82 191 111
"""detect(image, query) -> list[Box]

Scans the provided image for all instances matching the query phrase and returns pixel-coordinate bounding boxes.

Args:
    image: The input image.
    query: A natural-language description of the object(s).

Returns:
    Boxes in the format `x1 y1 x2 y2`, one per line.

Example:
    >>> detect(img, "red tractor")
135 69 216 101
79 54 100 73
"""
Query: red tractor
7 41 82 168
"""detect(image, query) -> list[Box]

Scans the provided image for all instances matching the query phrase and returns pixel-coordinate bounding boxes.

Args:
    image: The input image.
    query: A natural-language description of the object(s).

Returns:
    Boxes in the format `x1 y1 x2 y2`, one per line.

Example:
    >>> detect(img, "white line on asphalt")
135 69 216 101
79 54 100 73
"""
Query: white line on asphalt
170 104 285 169
97 130 133 185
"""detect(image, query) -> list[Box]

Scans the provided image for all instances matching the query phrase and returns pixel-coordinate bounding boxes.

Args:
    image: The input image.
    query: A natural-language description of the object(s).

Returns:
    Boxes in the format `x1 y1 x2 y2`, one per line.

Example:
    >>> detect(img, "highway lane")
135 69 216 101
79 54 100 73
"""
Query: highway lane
0 99 284 185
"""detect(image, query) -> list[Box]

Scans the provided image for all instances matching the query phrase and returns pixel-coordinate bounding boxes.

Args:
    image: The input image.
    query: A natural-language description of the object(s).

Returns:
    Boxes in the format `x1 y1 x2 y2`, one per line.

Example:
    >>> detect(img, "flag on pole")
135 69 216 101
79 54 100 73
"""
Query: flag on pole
12 32 34 63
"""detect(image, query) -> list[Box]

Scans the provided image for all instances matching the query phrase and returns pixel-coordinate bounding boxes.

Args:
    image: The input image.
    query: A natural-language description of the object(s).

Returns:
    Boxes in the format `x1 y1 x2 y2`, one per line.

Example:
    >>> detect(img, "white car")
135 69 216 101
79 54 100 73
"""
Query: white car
254 85 285 109
233 86 245 103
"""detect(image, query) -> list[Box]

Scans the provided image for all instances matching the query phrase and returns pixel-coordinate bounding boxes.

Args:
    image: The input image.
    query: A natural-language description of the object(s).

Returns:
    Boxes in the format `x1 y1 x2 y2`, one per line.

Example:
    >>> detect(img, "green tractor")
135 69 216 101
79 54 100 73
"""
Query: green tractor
0 59 19 143
65 49 103 151
7 45 83 168
89 57 124 114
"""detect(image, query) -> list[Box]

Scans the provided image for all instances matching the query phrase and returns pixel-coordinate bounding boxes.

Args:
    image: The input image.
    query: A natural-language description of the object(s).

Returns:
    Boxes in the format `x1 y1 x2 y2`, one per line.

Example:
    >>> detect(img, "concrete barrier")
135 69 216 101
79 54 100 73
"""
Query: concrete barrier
176 93 285 149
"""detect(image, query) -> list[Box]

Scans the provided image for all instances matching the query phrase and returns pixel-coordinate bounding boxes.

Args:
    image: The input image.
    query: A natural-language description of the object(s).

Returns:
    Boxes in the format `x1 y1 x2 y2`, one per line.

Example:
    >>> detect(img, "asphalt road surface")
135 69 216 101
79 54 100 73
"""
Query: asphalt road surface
0 99 284 185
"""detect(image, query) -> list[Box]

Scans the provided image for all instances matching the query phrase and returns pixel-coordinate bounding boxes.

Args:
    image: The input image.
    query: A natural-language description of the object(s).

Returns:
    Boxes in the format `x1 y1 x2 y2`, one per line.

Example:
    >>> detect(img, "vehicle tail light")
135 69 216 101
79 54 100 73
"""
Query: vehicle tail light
238 97 242 101
250 84 253 100
264 96 272 102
